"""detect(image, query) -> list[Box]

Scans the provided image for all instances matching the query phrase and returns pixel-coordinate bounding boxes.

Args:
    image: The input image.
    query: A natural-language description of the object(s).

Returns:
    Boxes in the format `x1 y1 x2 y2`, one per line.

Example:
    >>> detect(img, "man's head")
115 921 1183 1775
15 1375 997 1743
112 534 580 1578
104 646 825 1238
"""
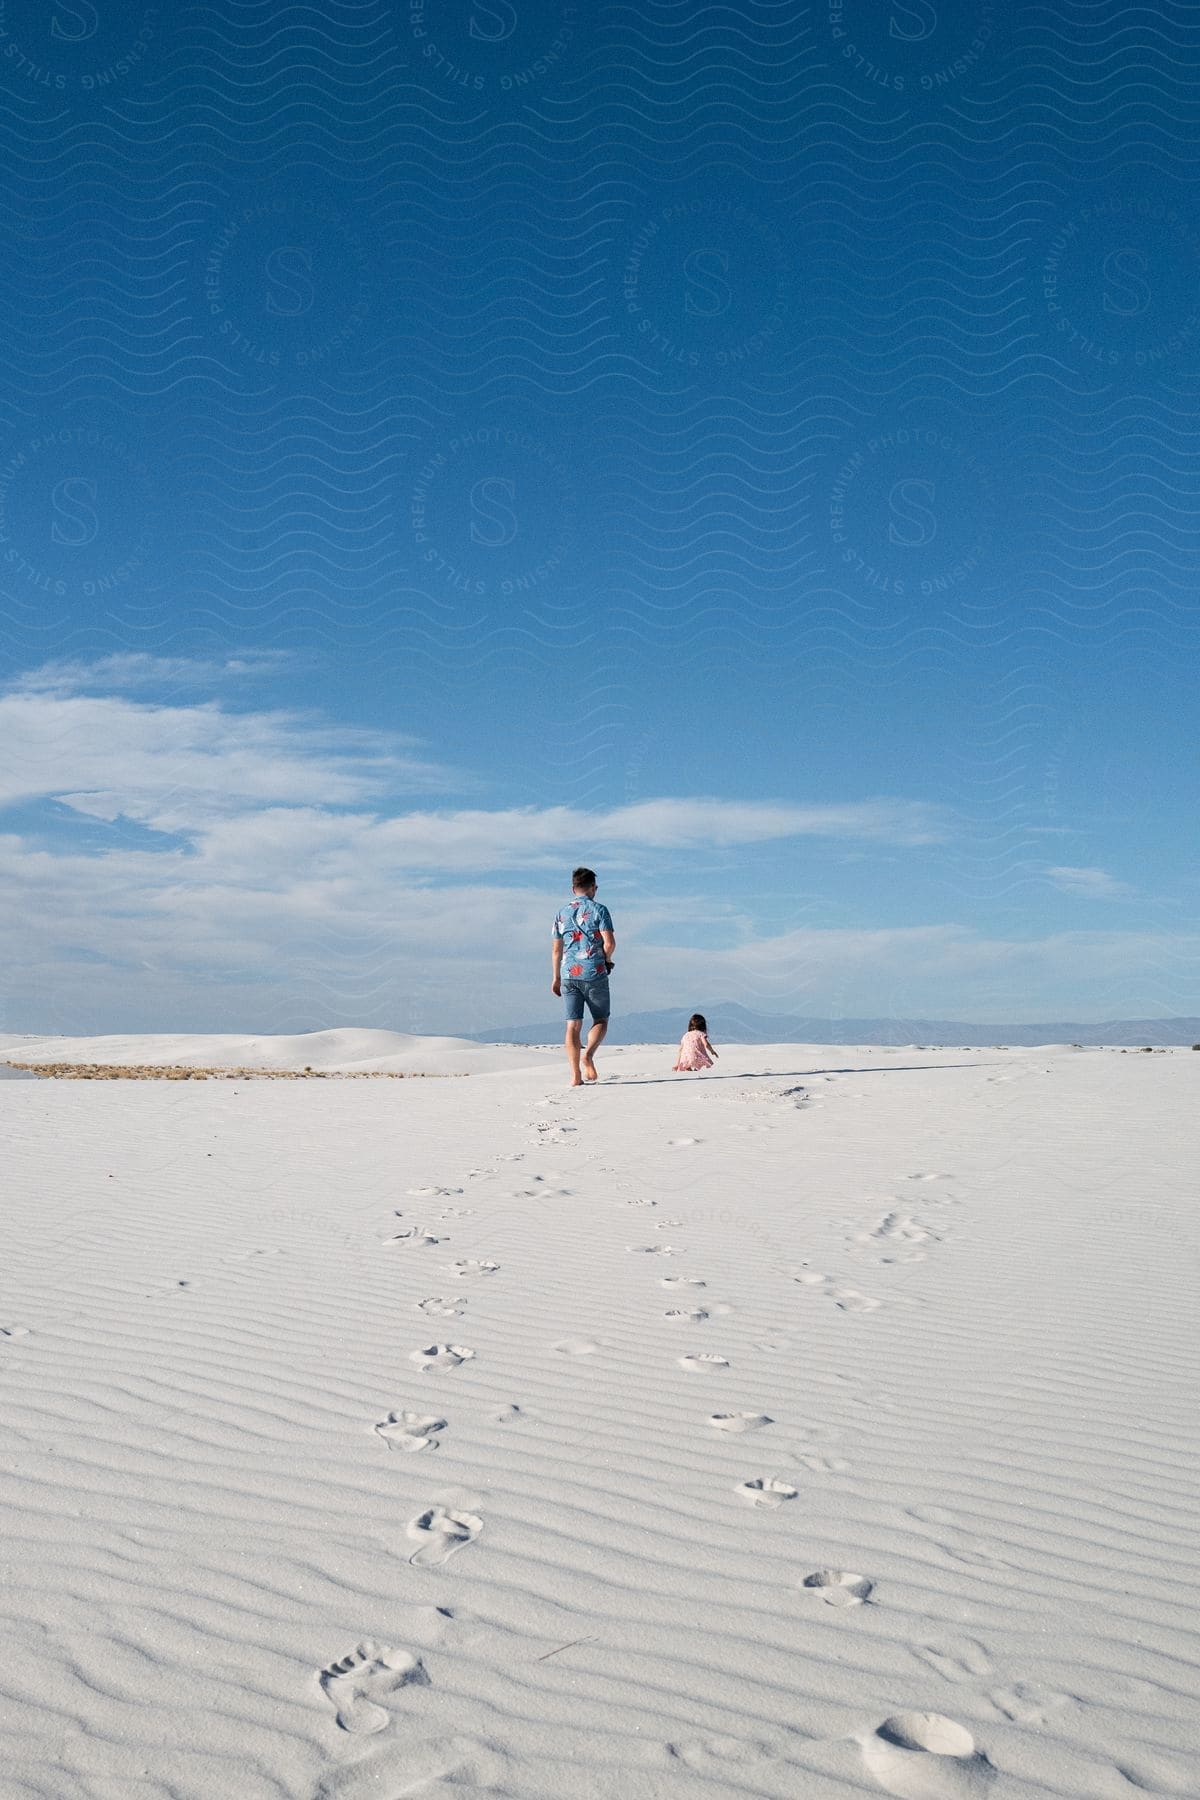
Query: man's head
572 866 597 894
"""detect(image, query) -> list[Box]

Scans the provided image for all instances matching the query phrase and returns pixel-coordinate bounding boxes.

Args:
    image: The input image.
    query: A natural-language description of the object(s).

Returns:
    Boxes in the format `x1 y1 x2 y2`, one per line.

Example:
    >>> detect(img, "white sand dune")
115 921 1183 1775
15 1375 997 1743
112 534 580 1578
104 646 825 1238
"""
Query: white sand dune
1 1038 1197 1798
0 1026 560 1076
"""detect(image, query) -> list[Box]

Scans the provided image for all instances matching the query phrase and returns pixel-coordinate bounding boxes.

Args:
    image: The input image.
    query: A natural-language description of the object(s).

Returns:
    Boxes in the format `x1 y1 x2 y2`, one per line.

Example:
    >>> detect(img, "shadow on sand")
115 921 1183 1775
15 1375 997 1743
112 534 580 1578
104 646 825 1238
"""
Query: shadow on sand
600 1059 994 1087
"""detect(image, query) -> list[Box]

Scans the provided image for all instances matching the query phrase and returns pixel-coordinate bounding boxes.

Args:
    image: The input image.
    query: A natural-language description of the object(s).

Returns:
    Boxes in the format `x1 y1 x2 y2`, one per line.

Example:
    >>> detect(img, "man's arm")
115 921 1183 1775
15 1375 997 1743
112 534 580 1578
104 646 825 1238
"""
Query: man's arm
600 902 616 966
551 933 563 994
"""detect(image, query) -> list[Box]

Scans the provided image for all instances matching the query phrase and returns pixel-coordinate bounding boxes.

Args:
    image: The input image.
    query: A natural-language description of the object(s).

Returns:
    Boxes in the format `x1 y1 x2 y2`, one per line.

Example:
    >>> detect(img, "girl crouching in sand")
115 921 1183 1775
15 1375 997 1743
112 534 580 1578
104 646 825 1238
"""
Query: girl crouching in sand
674 1013 719 1073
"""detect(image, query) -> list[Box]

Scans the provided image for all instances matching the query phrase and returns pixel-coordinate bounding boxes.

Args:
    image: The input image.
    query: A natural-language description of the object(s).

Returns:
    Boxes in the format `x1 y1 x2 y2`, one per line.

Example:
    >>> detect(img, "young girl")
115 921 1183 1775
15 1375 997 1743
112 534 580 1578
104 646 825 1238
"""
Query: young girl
674 1013 719 1072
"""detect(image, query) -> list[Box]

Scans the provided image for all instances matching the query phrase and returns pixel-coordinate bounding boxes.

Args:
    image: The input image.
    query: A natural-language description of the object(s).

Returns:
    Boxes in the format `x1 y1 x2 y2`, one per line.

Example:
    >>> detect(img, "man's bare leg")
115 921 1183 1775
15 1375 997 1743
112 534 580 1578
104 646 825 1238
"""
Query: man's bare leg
581 1017 608 1082
565 1020 583 1086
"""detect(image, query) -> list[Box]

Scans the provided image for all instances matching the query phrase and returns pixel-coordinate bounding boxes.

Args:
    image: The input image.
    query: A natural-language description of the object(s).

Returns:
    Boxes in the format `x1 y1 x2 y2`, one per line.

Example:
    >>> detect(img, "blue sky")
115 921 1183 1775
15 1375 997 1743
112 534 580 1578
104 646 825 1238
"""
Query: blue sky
1 0 1198 1033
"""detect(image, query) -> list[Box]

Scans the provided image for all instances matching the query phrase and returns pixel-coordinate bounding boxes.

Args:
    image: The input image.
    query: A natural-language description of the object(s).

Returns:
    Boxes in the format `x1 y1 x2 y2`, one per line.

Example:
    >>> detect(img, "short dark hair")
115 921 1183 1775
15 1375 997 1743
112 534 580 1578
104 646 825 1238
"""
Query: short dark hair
688 1013 707 1033
572 867 596 889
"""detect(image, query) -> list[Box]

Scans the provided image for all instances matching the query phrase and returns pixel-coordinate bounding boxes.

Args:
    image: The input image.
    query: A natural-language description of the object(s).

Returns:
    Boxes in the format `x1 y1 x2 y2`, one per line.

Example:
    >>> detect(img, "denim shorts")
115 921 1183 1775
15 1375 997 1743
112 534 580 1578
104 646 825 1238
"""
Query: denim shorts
562 975 610 1023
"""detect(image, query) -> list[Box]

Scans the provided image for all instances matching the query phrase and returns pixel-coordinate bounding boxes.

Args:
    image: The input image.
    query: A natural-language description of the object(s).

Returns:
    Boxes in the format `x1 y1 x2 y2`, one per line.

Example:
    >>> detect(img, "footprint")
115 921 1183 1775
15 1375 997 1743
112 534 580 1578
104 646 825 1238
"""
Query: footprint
863 1713 995 1798
552 1338 599 1356
667 1137 701 1146
664 1307 709 1322
859 1211 941 1265
374 1411 446 1453
988 1682 1071 1725
915 1637 992 1683
736 1477 797 1508
800 1569 873 1607
654 1219 684 1229
319 1642 430 1733
625 1198 658 1208
446 1259 499 1279
679 1354 729 1371
661 1275 706 1288
407 1506 482 1568
386 1228 442 1249
491 1402 528 1423
410 1344 475 1371
0 1325 31 1339
862 1211 936 1249
709 1412 772 1433
406 1186 463 1198
792 1270 831 1288
797 1451 852 1473
832 1288 882 1313
437 1206 475 1219
416 1296 466 1317
627 1244 677 1255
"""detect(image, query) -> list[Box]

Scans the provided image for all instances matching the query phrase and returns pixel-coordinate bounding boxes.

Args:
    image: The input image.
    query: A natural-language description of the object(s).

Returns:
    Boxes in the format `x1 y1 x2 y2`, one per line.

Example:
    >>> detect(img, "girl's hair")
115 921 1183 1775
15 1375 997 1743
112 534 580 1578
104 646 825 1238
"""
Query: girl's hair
687 1013 707 1033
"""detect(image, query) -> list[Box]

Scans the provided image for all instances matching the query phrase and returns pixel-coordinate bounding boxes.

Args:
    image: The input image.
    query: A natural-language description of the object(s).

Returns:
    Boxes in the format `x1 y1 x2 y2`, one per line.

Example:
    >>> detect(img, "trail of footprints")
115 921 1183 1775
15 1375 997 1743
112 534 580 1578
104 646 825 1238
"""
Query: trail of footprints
619 1148 1089 1791
315 1122 547 1785
320 1108 1106 1797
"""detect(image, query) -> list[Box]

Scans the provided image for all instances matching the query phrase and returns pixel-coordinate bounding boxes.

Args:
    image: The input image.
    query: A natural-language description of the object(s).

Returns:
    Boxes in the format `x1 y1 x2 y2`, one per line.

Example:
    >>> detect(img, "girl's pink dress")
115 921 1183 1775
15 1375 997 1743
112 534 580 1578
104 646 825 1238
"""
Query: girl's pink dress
674 1030 713 1071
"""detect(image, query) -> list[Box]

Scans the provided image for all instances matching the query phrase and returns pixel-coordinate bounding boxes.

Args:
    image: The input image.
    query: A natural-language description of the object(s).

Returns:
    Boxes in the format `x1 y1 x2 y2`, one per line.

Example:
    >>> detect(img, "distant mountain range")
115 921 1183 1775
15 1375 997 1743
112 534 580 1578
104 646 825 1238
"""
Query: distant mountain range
469 1002 1200 1048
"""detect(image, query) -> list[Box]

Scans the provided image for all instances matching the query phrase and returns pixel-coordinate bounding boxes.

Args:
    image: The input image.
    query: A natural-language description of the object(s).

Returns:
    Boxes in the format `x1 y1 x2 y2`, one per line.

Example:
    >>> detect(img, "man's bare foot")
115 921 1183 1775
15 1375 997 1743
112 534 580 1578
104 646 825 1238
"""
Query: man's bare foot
581 1057 598 1082
569 1077 583 1086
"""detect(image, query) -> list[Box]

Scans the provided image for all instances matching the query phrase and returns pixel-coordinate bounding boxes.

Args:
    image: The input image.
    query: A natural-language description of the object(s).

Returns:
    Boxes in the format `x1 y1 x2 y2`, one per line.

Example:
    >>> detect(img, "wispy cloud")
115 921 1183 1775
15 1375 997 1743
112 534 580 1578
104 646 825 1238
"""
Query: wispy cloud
12 650 299 695
0 688 462 824
258 796 945 874
0 670 949 854
1046 866 1132 899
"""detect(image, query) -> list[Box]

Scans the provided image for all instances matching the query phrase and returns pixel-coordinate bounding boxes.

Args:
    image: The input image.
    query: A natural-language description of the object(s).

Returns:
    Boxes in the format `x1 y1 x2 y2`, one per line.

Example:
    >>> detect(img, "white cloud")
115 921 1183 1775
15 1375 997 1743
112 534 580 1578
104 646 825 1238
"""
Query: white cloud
1046 866 1132 899
0 674 953 1028
2 831 1195 1034
0 690 460 823
2 666 1187 1033
12 650 298 694
0 678 949 856
196 795 943 876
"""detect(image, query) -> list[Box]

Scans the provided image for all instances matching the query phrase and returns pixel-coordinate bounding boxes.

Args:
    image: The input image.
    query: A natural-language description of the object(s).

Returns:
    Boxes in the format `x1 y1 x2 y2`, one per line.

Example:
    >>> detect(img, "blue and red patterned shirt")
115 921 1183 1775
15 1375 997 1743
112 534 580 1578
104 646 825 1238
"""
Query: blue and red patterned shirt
553 895 614 981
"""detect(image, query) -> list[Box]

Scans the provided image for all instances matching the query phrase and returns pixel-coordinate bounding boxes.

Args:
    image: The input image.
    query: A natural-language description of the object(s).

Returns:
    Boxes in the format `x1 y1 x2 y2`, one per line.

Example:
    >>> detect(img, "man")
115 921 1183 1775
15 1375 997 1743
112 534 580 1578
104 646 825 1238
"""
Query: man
551 867 616 1086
